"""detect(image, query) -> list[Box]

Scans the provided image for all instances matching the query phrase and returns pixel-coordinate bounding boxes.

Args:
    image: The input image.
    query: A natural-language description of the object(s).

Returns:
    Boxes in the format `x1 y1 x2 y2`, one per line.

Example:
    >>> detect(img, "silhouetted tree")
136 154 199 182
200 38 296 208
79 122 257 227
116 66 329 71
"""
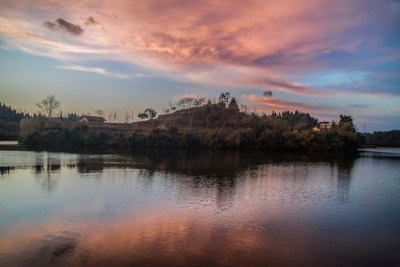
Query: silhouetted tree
144 108 157 119
218 92 231 107
36 95 61 117
339 115 355 133
339 115 354 126
113 111 117 123
125 111 130 123
194 97 206 107
228 97 239 112
95 109 104 116
137 112 148 121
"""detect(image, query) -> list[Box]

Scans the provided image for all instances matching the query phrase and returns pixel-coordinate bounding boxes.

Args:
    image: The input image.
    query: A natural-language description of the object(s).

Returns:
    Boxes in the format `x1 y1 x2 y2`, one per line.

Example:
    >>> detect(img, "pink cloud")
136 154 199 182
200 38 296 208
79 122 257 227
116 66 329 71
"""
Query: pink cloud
0 0 398 96
244 76 332 96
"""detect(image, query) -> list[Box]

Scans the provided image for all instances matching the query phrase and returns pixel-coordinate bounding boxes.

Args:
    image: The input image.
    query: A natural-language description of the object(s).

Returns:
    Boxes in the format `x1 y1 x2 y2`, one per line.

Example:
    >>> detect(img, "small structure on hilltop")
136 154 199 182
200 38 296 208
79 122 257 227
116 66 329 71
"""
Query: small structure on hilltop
80 115 106 124
313 121 331 132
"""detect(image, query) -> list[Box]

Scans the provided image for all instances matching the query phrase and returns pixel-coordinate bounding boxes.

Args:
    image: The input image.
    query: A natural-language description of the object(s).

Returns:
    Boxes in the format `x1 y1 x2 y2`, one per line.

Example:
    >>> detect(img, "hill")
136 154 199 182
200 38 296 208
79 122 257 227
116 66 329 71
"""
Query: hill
17 103 360 151
131 103 317 131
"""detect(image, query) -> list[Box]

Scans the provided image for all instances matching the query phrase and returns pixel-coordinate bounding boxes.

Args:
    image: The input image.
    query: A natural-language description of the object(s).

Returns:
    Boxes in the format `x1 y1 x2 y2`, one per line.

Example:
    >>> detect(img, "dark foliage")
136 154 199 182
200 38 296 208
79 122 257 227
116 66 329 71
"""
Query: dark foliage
18 113 359 152
0 103 31 140
364 130 400 147
12 92 361 151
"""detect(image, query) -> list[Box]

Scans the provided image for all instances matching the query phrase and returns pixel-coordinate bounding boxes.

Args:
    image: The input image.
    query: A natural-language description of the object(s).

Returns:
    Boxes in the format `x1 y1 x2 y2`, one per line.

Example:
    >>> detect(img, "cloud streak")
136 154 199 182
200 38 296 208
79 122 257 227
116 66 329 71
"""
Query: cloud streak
243 94 334 114
56 65 129 79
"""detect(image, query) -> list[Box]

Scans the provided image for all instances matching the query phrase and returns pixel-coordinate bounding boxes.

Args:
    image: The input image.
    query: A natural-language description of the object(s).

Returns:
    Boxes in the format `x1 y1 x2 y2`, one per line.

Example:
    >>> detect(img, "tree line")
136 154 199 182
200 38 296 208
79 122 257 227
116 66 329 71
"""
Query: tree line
363 130 400 147
16 94 362 151
16 116 360 151
0 103 31 140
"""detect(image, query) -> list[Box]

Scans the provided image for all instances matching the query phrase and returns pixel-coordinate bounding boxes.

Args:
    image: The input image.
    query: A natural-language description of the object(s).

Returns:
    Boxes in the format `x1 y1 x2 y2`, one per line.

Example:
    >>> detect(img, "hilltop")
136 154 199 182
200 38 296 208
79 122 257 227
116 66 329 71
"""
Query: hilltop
133 103 317 133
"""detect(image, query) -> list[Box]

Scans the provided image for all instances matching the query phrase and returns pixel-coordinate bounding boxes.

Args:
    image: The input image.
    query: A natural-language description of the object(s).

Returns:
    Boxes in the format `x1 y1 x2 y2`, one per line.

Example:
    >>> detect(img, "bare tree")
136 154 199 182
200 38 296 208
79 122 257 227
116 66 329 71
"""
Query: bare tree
108 112 112 122
36 95 61 117
194 97 206 107
113 111 117 123
240 104 248 113
124 111 130 123
169 101 177 112
95 109 104 117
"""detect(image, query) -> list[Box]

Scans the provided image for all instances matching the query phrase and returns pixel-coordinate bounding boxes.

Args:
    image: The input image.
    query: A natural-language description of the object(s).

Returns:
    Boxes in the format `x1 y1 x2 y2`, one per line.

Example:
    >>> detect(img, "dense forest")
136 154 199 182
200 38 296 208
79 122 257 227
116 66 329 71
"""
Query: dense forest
364 130 400 147
0 103 30 140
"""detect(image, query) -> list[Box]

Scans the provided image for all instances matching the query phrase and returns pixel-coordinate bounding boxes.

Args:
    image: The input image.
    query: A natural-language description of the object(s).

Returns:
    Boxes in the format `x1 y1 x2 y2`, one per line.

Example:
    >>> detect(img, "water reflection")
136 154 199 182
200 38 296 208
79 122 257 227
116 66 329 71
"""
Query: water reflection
336 156 355 204
77 156 104 173
129 150 360 207
0 149 361 202
37 232 79 264
0 166 13 174
0 149 399 266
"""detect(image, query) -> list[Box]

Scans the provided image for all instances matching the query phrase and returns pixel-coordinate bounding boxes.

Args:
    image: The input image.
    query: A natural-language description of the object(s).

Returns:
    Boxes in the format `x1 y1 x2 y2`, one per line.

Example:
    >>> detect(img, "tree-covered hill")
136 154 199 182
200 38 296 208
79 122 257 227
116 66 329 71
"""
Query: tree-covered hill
136 103 318 132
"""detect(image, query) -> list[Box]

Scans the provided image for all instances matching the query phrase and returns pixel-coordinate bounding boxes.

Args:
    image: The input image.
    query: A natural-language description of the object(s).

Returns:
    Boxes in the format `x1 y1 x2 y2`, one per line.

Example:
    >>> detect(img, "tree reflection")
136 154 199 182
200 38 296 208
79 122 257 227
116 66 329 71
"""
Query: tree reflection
33 153 61 192
127 150 359 207
335 155 356 204
77 156 104 174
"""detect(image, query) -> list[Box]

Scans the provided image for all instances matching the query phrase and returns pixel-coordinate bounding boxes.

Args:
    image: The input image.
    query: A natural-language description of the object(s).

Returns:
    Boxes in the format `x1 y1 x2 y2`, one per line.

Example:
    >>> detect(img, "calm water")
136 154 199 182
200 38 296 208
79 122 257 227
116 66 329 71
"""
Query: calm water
0 148 399 266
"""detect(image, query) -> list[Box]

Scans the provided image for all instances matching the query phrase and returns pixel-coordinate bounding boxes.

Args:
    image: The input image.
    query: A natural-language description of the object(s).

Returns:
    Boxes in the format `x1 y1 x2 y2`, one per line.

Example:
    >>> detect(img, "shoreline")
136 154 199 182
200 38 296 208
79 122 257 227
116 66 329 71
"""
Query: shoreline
0 141 19 146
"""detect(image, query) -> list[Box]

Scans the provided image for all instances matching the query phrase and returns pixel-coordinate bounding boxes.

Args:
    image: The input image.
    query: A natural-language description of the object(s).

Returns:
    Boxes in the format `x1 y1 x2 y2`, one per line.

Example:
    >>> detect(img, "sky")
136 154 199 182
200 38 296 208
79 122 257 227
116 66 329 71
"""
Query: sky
0 0 399 132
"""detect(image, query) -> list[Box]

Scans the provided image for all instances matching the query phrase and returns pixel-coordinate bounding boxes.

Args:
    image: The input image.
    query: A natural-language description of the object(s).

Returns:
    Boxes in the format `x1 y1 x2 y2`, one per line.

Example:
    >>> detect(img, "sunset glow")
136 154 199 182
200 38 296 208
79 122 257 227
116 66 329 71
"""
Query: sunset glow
0 0 399 131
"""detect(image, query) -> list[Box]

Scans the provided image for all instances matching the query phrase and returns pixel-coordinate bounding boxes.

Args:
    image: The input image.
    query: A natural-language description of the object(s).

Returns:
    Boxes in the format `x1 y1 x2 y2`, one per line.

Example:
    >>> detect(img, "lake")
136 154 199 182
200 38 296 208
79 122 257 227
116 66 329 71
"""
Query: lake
0 148 399 266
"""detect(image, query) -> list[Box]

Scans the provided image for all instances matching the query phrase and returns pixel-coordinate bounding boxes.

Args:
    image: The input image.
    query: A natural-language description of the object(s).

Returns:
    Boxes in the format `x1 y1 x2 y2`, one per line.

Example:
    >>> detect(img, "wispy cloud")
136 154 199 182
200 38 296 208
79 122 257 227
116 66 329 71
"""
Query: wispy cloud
242 94 333 114
245 75 331 96
348 104 370 109
56 65 130 79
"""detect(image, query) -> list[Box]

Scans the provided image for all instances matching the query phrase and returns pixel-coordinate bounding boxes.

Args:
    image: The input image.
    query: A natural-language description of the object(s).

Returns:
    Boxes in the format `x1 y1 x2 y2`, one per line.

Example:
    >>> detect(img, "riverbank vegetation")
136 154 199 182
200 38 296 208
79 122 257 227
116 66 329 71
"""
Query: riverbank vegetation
14 93 362 151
